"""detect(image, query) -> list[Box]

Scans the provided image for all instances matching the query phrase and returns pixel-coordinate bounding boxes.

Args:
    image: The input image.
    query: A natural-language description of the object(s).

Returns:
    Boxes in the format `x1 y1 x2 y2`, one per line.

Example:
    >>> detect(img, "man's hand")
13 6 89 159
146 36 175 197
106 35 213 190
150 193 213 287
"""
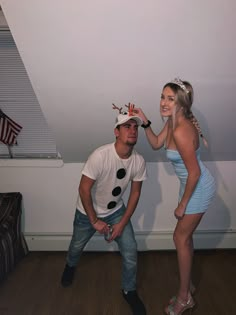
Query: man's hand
106 222 124 242
93 219 110 234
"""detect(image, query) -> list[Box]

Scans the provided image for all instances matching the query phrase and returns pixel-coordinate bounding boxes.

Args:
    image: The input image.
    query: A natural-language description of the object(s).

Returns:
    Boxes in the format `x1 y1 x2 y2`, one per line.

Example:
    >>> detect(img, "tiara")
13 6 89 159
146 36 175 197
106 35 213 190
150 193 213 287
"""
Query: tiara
171 77 189 94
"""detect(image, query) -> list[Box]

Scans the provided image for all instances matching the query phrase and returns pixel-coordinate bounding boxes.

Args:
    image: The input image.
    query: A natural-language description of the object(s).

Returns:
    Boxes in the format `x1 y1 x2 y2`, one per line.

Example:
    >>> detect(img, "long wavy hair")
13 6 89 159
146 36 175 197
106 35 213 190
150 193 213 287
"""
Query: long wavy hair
163 81 208 147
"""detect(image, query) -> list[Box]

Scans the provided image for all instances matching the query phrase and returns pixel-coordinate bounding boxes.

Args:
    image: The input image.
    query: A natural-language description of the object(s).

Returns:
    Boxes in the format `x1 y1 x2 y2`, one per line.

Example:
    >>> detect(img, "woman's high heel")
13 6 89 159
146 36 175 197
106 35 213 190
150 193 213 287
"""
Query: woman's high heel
165 293 195 315
168 283 196 305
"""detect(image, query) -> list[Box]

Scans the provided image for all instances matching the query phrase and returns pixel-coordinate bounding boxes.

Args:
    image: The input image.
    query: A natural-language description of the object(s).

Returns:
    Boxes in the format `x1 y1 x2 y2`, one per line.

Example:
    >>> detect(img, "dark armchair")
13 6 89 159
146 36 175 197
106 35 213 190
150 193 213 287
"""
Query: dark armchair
0 192 29 283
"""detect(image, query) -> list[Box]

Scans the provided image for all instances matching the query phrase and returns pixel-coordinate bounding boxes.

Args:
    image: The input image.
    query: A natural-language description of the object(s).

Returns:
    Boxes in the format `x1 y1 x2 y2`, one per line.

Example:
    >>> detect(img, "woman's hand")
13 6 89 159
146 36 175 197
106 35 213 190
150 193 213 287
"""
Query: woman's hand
130 105 148 124
174 203 186 220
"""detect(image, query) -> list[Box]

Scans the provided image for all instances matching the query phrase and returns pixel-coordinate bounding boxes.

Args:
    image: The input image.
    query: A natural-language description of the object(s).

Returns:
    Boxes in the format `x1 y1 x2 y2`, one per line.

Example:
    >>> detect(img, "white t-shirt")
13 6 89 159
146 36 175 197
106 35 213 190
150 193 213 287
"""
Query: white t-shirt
76 143 147 217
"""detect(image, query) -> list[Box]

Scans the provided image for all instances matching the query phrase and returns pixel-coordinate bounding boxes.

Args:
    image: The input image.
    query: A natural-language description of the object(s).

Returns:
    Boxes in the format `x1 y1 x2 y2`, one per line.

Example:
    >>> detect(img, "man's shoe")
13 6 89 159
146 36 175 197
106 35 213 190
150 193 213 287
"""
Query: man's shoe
61 264 75 287
122 290 146 315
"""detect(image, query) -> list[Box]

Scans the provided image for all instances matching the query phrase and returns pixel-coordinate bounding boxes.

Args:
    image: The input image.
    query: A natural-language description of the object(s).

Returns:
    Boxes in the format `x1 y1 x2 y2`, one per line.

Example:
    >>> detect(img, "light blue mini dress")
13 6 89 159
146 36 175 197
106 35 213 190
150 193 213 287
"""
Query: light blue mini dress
166 148 216 214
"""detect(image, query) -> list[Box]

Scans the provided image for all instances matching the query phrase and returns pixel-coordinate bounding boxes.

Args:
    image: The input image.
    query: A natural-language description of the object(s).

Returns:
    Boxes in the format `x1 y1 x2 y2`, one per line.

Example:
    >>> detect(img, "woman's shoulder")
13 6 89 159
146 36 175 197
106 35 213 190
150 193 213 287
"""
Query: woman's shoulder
173 119 198 146
174 119 195 134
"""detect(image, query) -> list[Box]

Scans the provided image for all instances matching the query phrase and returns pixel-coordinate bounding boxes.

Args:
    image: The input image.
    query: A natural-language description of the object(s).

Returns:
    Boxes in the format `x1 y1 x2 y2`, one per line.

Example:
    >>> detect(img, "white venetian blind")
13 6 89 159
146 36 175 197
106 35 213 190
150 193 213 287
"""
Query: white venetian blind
0 30 59 158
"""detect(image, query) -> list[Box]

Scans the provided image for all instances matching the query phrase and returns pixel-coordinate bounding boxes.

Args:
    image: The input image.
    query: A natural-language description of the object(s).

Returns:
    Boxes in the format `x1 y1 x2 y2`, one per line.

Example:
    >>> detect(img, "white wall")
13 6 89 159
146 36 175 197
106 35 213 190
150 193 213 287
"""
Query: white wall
0 159 235 250
1 0 236 162
0 1 235 250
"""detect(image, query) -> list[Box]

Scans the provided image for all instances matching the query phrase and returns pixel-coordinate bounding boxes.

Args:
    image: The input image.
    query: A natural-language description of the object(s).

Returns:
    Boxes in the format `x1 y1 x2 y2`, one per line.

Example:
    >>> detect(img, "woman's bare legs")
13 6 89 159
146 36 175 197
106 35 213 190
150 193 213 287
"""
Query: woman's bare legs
168 213 204 313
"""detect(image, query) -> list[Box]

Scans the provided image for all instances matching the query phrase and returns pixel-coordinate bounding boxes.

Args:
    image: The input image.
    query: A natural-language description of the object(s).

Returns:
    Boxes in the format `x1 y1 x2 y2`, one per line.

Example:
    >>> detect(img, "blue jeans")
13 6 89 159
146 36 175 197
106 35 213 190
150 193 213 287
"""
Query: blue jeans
66 204 137 291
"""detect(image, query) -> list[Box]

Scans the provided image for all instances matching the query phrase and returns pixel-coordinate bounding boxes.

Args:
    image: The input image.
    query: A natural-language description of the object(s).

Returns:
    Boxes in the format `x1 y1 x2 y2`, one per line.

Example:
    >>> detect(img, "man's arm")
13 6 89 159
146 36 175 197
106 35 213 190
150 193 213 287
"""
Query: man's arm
120 180 142 226
109 180 142 241
79 174 109 234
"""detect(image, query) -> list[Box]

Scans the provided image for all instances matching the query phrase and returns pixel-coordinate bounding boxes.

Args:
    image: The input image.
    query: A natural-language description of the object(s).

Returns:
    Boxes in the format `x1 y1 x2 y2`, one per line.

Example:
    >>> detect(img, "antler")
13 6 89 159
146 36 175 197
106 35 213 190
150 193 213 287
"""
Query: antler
112 103 123 114
125 103 135 116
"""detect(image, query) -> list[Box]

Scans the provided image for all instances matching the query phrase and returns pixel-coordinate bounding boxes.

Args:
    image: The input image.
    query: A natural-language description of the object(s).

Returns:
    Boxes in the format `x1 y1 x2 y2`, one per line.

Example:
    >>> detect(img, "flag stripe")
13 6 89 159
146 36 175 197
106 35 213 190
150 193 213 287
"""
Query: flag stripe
0 112 22 145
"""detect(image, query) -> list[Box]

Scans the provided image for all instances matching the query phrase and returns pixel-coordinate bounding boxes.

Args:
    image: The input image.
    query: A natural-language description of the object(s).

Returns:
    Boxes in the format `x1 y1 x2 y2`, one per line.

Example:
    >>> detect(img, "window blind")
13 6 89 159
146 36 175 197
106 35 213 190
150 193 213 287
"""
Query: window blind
0 30 59 158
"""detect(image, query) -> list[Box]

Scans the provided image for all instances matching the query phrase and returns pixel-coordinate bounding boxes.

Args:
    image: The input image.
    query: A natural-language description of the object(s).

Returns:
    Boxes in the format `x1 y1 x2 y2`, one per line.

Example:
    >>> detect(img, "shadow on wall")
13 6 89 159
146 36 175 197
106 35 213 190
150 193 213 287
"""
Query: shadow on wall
196 160 232 246
195 106 233 246
193 106 214 161
192 106 236 161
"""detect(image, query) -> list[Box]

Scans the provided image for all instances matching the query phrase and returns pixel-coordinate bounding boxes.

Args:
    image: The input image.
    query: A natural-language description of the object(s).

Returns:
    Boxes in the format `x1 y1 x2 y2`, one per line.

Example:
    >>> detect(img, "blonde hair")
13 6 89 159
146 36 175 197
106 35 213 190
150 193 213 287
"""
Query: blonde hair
164 80 208 147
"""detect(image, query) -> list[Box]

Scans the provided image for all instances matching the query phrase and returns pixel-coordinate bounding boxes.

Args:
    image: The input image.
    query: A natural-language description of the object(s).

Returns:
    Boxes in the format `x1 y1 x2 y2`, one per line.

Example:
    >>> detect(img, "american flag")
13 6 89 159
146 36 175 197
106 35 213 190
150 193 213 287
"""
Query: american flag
0 109 22 145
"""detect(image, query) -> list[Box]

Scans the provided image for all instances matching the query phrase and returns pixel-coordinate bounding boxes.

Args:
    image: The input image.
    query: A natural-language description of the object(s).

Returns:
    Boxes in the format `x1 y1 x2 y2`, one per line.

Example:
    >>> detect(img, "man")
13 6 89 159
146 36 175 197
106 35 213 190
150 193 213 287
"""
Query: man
61 108 147 315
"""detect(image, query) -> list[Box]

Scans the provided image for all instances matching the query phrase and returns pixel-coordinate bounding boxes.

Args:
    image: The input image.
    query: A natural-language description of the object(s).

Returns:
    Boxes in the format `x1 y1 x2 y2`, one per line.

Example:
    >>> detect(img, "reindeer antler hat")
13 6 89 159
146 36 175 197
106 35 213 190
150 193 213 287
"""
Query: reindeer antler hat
112 103 143 128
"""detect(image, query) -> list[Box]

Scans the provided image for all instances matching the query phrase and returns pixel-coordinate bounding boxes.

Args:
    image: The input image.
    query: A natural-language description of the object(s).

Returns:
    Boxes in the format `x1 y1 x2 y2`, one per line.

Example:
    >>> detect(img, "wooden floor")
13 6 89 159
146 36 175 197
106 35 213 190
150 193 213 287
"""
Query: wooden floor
0 250 236 315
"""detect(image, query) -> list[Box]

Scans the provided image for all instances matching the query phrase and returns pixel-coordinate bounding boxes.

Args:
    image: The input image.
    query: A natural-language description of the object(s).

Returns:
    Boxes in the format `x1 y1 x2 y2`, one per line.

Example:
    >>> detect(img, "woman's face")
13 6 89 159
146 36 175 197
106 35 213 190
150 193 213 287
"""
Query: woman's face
160 86 177 117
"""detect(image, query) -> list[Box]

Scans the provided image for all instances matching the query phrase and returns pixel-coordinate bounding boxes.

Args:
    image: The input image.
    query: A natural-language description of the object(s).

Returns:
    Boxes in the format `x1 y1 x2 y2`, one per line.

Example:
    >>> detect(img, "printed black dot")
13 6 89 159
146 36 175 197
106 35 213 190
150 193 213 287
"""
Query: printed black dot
107 201 117 209
112 186 121 196
117 168 126 179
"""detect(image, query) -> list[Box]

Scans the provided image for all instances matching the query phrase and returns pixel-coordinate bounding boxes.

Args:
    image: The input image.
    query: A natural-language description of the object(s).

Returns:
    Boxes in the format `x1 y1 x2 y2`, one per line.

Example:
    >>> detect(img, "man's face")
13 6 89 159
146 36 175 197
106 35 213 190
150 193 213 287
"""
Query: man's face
115 119 139 146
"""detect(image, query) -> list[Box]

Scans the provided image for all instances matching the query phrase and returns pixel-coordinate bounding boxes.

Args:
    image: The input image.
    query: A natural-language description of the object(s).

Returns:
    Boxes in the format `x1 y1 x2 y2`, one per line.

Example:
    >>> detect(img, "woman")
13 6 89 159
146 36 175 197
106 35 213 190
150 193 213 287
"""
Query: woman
134 78 216 315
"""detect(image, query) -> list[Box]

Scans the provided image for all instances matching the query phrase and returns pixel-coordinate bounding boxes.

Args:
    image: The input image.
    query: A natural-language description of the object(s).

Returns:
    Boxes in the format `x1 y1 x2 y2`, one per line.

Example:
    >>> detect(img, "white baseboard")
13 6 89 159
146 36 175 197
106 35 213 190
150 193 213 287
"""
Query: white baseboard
24 229 236 251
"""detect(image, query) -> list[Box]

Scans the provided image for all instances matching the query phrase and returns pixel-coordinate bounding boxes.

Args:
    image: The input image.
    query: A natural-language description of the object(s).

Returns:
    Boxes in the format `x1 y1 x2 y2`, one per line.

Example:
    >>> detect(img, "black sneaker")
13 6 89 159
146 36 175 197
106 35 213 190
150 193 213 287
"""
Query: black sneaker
122 290 146 315
61 264 75 287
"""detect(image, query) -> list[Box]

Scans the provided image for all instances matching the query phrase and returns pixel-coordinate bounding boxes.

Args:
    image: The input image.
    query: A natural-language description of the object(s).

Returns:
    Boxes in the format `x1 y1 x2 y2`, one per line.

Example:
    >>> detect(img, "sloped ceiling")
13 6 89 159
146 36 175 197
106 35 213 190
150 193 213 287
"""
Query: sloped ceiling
1 0 236 162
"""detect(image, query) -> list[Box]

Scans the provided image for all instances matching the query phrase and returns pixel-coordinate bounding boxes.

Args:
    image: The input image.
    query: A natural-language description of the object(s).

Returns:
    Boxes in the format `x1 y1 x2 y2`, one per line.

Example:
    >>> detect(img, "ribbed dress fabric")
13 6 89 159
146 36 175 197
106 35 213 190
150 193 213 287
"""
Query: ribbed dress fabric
166 148 216 214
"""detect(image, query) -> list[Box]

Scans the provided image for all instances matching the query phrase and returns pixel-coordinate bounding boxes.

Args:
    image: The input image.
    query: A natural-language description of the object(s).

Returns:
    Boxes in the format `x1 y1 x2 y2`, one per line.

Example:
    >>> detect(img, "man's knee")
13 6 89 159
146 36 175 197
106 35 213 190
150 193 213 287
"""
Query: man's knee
121 239 137 257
